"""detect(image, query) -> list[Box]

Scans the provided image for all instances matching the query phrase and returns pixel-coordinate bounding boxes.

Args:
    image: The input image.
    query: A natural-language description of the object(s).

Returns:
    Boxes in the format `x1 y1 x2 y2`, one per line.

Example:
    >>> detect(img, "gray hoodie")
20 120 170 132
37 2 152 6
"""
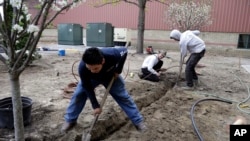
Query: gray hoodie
170 29 205 60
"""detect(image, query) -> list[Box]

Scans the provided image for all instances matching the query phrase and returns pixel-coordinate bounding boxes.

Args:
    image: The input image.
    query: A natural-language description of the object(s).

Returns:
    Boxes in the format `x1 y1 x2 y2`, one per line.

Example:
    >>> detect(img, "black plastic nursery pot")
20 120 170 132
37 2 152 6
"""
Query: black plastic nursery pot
0 96 33 129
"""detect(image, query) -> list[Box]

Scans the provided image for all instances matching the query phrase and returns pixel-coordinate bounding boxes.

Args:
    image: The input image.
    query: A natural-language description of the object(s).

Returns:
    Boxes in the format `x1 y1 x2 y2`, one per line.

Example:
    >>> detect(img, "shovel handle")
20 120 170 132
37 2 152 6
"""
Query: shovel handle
85 76 115 135
100 76 115 108
176 60 183 84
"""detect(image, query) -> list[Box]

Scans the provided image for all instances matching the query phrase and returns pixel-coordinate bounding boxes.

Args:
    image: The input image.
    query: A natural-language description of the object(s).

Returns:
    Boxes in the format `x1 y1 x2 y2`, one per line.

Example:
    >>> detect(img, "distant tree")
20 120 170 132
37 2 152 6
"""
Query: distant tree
165 0 212 31
91 0 171 54
0 0 85 141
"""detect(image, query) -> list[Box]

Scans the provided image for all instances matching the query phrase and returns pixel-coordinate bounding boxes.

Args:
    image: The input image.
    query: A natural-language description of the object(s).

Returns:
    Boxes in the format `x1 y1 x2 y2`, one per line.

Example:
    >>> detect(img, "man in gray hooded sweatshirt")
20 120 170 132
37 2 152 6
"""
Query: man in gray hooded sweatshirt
170 29 206 89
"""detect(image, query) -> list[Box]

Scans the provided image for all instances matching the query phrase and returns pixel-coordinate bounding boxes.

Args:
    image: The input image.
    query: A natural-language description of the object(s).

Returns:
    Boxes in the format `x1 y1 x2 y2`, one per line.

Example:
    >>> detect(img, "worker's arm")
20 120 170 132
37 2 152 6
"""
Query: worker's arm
179 32 194 62
147 58 159 75
179 41 188 63
79 62 100 109
192 30 200 36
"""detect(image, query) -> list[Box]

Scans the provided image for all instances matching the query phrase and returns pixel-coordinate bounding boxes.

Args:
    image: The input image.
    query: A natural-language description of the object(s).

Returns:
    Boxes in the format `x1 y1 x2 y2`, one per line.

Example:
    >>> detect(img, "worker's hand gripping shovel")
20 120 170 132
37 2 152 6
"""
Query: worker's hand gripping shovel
82 76 115 141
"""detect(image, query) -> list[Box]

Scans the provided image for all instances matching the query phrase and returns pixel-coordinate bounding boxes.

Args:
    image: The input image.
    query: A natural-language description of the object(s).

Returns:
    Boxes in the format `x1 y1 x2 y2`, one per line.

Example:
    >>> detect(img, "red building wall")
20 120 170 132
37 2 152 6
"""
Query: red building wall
51 0 250 33
203 0 250 33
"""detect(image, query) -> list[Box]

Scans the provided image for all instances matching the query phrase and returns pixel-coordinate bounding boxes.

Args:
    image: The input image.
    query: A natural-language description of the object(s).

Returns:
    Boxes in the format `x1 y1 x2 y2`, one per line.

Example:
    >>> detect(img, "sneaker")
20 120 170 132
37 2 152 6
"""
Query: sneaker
135 122 148 133
61 121 77 133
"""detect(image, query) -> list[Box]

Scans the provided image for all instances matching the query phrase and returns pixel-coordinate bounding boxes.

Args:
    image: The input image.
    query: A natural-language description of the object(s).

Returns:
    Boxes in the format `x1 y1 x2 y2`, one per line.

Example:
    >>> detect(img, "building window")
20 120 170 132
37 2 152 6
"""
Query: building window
238 34 250 49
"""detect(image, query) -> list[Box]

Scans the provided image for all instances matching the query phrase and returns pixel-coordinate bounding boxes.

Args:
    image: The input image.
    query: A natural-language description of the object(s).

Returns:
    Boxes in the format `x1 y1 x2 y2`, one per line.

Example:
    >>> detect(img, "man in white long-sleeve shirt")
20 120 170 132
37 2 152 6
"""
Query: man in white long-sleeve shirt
170 29 206 89
140 51 166 82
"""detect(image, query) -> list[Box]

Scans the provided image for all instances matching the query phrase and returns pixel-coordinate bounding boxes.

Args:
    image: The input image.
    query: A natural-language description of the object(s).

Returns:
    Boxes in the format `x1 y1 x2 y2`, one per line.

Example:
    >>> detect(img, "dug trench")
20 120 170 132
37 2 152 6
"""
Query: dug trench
28 75 242 141
55 73 175 141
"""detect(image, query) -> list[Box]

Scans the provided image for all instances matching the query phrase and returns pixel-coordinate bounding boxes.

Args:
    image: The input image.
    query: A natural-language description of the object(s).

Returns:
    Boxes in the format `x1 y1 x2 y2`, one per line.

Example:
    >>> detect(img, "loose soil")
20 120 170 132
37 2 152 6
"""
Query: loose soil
1 46 250 141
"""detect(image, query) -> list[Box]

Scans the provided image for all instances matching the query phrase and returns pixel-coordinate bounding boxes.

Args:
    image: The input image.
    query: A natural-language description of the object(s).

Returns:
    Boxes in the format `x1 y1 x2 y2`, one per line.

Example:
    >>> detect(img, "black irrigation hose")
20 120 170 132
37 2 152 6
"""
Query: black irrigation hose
72 60 80 82
190 98 232 141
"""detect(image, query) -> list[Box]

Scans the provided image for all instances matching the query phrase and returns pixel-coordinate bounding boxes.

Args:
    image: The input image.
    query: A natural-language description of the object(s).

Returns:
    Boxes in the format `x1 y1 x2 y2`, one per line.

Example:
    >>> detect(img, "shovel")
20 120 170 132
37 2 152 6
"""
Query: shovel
82 76 115 141
173 58 183 89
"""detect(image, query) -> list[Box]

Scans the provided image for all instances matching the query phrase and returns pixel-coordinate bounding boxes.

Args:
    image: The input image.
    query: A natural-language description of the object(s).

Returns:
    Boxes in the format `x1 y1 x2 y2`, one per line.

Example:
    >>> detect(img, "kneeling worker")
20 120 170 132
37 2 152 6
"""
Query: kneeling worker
140 51 166 82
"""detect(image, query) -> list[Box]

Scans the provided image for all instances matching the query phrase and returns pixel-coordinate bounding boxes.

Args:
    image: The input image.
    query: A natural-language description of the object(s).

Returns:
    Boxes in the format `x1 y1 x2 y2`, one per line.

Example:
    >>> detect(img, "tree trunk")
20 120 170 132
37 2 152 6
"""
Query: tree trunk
136 0 146 54
9 73 25 141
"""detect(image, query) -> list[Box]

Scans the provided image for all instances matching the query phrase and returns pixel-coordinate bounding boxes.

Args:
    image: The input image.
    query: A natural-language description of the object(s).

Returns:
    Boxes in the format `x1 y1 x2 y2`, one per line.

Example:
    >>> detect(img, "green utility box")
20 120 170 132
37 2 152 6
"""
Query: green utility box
86 23 114 47
57 23 83 45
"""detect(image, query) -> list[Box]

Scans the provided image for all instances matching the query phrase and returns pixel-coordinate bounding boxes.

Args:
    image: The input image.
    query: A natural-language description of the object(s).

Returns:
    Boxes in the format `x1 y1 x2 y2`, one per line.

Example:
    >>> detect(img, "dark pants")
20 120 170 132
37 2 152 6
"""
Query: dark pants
185 49 206 87
141 60 163 82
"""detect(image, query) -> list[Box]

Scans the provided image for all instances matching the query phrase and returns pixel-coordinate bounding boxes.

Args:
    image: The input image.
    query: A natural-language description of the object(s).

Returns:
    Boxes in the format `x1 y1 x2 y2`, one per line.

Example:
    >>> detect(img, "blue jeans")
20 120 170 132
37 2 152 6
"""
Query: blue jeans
64 76 143 126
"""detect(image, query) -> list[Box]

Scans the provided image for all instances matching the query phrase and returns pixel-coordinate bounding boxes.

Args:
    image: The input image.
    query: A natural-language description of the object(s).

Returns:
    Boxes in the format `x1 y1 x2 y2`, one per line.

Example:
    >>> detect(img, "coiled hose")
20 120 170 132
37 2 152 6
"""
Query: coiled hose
190 98 232 141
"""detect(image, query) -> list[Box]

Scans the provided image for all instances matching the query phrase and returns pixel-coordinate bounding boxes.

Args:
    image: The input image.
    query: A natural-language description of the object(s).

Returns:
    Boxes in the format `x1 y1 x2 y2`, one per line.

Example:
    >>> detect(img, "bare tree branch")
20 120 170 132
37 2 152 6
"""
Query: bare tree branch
93 0 121 7
45 2 75 28
165 0 212 31
92 0 139 8
123 0 139 6
31 1 48 25
154 0 170 6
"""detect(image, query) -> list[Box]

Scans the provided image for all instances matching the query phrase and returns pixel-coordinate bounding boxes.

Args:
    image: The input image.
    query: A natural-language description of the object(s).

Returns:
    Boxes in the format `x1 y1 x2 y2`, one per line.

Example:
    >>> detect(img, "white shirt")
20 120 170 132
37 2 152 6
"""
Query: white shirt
141 54 159 74
179 30 205 59
170 30 205 61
